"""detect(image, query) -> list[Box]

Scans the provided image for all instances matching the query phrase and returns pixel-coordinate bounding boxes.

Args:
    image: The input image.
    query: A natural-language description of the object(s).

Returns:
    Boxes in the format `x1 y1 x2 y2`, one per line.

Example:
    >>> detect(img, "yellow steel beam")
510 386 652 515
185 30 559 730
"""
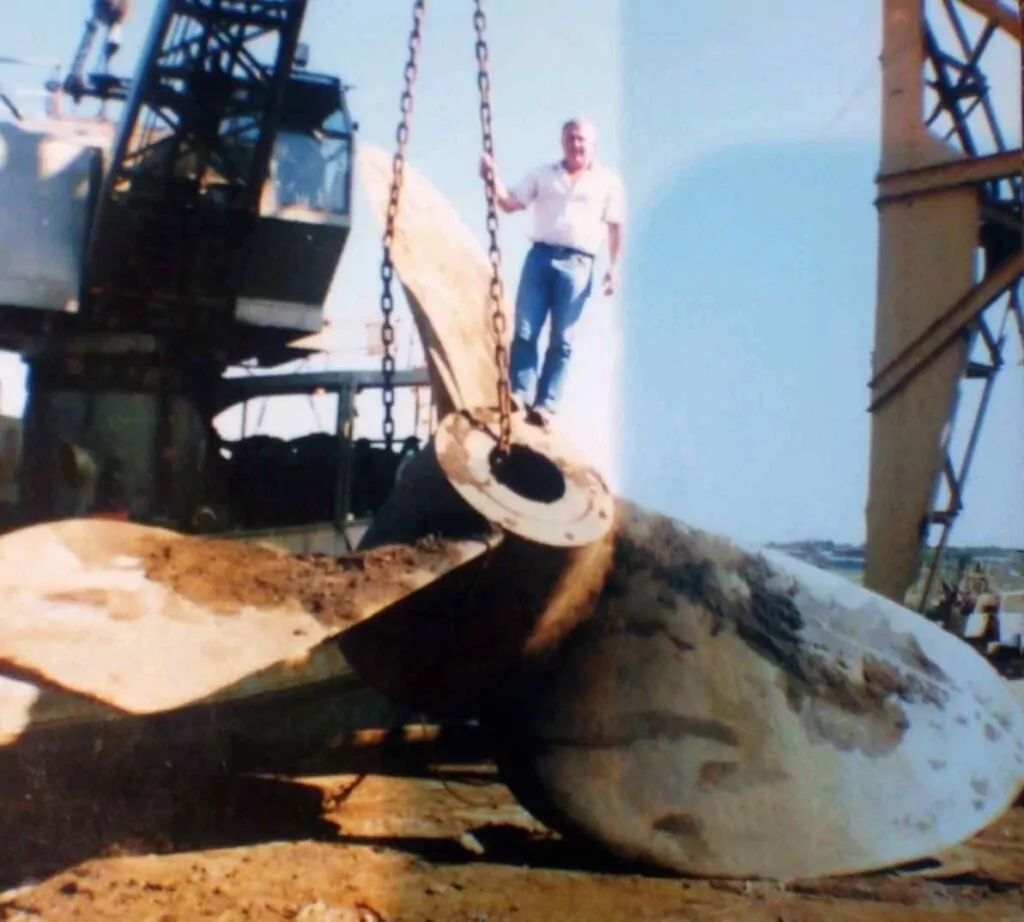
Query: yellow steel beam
955 0 1019 36
876 149 1022 202
864 0 1021 604
869 252 1024 411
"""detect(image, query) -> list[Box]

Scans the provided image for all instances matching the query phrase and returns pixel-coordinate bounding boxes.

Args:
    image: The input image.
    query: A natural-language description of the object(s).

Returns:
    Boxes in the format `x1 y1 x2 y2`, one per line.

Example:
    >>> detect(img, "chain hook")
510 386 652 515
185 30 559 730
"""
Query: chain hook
379 0 427 453
473 0 513 457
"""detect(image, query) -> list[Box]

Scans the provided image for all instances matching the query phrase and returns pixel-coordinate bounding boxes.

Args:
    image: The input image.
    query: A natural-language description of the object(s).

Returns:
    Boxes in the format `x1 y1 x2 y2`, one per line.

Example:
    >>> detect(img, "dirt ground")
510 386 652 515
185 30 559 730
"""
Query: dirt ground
1 727 1023 922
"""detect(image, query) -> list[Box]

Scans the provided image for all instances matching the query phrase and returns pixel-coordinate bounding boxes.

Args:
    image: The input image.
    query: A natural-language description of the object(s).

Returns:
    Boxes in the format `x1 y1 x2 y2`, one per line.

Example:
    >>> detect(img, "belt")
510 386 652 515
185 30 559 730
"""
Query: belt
532 241 596 260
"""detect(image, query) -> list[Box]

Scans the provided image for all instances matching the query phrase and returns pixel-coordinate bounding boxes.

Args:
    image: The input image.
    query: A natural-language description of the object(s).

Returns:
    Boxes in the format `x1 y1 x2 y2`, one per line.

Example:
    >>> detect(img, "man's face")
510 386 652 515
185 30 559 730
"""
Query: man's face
561 122 595 170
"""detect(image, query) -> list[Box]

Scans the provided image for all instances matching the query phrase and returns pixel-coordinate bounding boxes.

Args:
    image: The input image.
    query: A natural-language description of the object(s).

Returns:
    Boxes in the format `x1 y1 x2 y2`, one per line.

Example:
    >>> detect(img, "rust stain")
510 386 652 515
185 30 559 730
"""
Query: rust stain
651 812 711 861
698 761 741 791
798 694 909 756
606 503 950 758
45 588 109 607
44 589 142 622
540 710 739 750
896 634 948 682
617 616 695 654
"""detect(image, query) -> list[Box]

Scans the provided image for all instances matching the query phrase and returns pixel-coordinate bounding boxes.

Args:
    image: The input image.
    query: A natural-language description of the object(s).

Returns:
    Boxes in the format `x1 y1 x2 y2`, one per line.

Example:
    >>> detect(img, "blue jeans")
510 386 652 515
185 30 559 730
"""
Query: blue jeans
509 242 595 414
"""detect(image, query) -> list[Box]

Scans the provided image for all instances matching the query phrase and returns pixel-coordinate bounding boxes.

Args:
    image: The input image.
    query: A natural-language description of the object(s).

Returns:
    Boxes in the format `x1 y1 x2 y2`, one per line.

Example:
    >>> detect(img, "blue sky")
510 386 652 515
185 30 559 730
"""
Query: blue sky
0 0 1020 548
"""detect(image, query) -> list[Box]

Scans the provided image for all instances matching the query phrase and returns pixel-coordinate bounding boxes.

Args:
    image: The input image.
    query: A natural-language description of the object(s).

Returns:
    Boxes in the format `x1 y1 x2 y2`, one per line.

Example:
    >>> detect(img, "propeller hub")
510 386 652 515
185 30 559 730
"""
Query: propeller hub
434 406 613 547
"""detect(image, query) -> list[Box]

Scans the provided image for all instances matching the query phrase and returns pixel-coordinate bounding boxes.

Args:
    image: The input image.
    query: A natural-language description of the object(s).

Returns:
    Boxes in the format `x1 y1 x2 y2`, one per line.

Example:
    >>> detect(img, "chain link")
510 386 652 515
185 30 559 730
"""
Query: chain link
473 0 512 456
379 0 426 452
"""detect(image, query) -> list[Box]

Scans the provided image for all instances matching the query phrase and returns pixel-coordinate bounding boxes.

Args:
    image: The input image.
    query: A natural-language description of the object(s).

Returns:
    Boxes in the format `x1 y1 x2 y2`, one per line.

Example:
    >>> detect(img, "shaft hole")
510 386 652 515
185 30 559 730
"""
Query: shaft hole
489 444 565 504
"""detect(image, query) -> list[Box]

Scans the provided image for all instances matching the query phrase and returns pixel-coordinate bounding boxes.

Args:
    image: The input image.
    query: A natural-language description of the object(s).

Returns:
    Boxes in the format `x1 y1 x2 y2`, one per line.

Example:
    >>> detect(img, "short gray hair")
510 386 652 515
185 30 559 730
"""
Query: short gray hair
562 117 597 139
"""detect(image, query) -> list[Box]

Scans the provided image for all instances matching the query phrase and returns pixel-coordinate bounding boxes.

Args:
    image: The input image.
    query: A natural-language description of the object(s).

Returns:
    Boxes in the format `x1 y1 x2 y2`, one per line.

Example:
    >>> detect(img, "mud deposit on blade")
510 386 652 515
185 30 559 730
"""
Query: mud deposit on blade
614 506 949 756
139 535 458 624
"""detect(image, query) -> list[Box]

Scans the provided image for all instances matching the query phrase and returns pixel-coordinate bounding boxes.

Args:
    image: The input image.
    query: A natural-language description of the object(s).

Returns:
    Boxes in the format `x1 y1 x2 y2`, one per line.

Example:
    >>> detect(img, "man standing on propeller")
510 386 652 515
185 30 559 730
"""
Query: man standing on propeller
481 116 624 430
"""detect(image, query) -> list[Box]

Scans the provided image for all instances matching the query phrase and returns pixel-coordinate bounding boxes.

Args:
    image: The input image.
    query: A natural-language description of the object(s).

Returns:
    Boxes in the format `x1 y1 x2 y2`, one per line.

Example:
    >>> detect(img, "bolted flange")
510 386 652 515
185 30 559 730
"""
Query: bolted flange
433 406 614 548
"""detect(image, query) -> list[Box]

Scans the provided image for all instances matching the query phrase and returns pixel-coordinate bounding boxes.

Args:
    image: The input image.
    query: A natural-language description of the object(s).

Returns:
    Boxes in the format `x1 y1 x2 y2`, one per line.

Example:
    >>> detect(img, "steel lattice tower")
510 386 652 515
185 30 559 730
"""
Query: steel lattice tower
865 0 1022 605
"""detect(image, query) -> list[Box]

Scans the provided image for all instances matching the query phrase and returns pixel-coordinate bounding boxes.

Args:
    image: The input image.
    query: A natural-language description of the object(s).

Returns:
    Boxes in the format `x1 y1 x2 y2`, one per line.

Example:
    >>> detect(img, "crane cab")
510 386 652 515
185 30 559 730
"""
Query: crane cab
240 70 355 343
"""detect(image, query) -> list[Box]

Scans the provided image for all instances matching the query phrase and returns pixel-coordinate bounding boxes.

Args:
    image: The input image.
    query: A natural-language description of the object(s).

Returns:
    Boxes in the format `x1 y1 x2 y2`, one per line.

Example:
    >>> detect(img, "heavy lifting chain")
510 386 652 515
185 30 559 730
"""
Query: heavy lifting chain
379 0 426 452
473 0 513 456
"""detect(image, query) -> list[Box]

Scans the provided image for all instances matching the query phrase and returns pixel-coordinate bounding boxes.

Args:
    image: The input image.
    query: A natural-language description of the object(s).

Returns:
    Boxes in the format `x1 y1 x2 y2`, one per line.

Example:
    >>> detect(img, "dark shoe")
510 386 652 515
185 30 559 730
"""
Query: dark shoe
526 405 554 430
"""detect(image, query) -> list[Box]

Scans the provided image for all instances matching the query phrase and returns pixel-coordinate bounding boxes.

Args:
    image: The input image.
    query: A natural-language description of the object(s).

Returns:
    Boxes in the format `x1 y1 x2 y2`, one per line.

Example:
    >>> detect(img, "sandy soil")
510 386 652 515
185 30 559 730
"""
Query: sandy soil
1 729 1022 922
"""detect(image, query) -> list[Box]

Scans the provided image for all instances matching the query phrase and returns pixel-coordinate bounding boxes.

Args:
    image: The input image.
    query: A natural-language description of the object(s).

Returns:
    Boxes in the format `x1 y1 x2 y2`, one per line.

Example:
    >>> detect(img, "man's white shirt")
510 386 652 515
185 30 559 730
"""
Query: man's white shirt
511 161 624 257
